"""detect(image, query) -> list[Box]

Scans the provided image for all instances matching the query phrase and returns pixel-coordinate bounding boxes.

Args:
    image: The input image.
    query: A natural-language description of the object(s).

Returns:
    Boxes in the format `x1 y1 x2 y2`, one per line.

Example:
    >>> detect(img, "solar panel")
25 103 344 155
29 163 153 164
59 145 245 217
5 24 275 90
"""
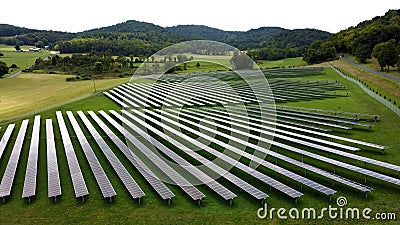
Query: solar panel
104 110 205 201
66 111 116 199
0 119 29 198
91 111 175 201
109 89 140 108
137 83 208 106
149 109 335 196
170 108 372 192
108 111 237 201
56 111 88 198
164 108 400 185
163 83 236 104
190 108 360 151
118 85 161 107
212 106 387 150
104 92 129 108
128 83 193 106
123 84 174 107
113 87 151 108
127 109 301 199
110 110 266 201
77 111 144 200
22 115 41 199
179 82 255 103
222 106 398 171
46 119 62 199
0 124 15 160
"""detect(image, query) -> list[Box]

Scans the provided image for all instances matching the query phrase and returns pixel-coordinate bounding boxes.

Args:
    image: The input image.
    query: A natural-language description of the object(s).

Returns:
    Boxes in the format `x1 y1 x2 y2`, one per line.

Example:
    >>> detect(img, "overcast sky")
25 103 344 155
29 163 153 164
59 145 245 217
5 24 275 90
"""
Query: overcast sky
1 0 399 33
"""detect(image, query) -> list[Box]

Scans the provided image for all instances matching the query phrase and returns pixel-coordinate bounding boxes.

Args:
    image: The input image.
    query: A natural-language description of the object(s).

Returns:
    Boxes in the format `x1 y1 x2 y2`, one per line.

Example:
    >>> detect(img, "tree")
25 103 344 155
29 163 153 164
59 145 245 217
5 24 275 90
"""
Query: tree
0 52 4 57
372 39 399 72
35 40 45 48
15 44 21 51
0 61 9 78
9 64 18 69
94 61 103 74
230 51 254 70
303 40 337 64
354 44 372 63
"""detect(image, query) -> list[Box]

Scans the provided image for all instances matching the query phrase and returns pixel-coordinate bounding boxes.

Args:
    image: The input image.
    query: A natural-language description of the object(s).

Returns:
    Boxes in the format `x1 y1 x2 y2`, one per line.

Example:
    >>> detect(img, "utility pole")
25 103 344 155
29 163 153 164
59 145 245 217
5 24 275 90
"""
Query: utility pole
92 78 97 93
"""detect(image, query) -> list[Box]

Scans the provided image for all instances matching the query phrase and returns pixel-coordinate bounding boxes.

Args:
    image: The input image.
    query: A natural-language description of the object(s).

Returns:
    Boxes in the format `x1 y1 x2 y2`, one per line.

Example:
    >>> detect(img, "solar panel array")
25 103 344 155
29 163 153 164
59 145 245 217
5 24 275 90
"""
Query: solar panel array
66 111 116 199
104 110 205 201
0 68 399 206
0 124 15 160
111 110 266 201
0 120 29 198
56 111 89 198
91 111 174 201
106 110 237 201
77 111 144 200
22 115 41 199
46 119 62 199
104 78 348 109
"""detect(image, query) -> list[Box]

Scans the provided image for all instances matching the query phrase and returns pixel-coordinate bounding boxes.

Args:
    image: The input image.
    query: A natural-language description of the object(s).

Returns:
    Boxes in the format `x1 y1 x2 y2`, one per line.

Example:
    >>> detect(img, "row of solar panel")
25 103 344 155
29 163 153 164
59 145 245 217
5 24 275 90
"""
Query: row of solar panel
0 109 397 205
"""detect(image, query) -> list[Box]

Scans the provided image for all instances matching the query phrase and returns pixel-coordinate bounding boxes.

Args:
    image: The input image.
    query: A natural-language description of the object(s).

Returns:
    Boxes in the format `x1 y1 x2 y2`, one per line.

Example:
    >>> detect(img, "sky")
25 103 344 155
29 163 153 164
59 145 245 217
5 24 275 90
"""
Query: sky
1 0 400 33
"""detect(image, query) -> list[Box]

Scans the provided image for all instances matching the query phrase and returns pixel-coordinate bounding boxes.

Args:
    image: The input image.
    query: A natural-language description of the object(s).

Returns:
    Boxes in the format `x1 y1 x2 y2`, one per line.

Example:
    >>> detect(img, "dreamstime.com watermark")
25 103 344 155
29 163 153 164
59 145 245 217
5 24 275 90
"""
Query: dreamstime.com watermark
257 196 396 221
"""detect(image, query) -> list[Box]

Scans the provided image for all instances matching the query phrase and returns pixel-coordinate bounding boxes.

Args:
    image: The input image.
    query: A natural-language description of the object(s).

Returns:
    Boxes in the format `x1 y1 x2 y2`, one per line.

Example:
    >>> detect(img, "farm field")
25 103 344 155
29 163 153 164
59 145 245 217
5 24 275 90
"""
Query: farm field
0 44 51 77
0 73 129 123
0 67 399 224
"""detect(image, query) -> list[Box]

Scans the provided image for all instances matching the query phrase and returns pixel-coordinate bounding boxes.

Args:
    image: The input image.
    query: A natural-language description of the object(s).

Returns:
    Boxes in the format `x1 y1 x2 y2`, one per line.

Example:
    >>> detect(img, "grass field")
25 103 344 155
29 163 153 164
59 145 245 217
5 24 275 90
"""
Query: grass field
0 67 399 224
256 57 307 69
0 44 51 77
0 73 129 123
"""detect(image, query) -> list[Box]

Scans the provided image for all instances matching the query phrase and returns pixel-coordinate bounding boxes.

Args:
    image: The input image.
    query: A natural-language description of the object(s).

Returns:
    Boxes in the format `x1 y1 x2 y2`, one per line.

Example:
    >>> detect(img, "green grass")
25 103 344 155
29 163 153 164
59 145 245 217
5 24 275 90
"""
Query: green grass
257 57 307 69
0 73 130 122
0 67 400 224
0 44 51 77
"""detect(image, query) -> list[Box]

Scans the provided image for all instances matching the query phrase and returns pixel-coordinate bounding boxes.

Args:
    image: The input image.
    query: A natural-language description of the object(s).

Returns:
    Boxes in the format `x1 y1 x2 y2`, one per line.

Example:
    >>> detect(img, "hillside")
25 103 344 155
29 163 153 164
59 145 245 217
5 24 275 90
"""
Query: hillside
0 24 38 37
0 20 331 57
304 9 400 64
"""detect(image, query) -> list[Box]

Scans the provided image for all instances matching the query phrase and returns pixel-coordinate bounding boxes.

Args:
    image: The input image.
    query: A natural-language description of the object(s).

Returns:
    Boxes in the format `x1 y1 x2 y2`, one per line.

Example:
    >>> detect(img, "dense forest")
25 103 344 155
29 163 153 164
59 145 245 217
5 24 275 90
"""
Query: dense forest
303 9 400 68
0 20 331 58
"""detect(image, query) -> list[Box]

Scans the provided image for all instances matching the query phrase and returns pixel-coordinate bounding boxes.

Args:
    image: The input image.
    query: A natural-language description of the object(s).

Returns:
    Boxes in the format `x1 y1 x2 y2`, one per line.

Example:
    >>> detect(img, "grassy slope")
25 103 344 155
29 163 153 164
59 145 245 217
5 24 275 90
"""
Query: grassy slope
0 68 399 224
257 57 307 69
0 73 130 122
0 44 50 76
330 59 400 107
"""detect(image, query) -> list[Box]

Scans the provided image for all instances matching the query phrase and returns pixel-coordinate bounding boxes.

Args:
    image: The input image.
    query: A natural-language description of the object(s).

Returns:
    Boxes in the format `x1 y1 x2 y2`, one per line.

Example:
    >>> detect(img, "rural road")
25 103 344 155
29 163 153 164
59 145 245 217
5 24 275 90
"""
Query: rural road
341 56 400 83
7 71 22 78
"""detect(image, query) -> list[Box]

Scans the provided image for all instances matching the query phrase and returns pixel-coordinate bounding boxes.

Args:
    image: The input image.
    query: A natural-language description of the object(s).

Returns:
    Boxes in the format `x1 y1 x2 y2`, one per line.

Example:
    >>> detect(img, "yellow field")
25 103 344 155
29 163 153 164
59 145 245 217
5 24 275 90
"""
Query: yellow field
0 73 129 122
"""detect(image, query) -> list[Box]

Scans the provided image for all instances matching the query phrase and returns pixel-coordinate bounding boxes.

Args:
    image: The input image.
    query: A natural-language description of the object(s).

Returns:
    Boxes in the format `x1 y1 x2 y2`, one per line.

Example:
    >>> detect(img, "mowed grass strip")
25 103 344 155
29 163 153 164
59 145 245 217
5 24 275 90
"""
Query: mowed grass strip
0 73 129 122
330 59 400 105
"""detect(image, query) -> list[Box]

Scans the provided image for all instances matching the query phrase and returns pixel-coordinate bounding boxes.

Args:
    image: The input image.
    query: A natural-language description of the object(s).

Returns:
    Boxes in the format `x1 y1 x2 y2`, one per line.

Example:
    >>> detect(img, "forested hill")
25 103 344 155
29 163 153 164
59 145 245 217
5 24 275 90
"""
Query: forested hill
303 9 400 65
0 20 331 57
333 9 400 61
0 24 38 36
